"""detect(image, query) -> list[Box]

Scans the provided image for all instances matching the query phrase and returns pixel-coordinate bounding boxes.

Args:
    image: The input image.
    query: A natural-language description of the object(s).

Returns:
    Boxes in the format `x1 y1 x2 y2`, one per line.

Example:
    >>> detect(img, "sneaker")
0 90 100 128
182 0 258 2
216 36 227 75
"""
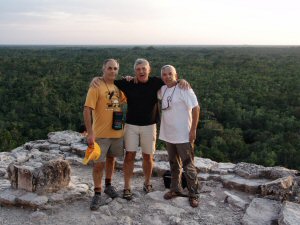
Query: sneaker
163 191 187 200
104 185 119 198
143 183 153 193
90 194 103 211
189 196 199 208
123 189 133 200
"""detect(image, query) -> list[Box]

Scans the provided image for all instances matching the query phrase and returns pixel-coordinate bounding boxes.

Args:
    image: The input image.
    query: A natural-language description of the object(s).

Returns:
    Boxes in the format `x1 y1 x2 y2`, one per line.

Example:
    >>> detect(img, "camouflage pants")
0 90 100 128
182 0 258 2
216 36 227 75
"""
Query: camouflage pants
166 142 200 197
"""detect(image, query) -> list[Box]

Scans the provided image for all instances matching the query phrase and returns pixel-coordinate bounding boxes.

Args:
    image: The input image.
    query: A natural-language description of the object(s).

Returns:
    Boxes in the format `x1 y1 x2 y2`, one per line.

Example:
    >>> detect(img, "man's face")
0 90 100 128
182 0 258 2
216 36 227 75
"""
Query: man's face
161 67 177 86
135 63 150 83
103 60 119 80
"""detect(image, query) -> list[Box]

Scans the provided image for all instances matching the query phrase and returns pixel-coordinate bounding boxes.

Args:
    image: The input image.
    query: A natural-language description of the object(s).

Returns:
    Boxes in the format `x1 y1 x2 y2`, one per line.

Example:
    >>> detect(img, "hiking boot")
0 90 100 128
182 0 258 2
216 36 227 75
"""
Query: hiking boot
90 194 103 210
123 189 133 200
143 183 153 193
189 196 199 208
163 191 187 200
104 185 118 198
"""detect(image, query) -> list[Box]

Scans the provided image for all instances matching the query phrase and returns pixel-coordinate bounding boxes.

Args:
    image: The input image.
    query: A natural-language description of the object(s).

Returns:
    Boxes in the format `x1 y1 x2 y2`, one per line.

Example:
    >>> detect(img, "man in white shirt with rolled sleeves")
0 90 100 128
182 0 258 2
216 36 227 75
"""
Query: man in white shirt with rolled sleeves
158 65 200 208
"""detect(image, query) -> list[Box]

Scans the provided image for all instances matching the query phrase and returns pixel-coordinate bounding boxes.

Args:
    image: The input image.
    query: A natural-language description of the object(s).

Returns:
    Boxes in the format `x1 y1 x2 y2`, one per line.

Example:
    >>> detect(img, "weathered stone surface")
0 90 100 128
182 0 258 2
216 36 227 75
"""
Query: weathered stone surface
234 162 265 179
49 144 60 150
48 130 83 145
0 189 26 205
149 202 186 215
262 166 299 180
18 165 35 191
211 162 236 174
17 192 48 208
242 198 281 225
33 142 50 151
153 161 170 176
0 168 6 177
224 191 249 210
146 191 165 202
278 201 300 225
34 160 71 193
60 145 71 152
261 176 295 200
0 179 10 190
143 214 166 225
11 148 29 162
29 211 48 224
221 174 269 194
0 190 18 205
7 160 71 193
70 143 87 156
194 157 218 173
154 151 169 162
0 152 15 166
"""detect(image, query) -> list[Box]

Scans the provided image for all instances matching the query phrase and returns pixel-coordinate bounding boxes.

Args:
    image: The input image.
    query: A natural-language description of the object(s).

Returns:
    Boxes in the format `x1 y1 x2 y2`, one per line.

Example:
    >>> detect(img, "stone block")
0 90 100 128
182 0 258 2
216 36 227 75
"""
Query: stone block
18 165 34 192
7 160 71 193
242 198 281 225
278 201 300 225
260 176 294 200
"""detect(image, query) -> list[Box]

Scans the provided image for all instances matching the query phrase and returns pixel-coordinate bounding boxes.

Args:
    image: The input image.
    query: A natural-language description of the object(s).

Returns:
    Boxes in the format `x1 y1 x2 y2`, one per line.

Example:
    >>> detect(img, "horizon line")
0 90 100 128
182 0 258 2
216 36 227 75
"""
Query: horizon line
0 44 300 48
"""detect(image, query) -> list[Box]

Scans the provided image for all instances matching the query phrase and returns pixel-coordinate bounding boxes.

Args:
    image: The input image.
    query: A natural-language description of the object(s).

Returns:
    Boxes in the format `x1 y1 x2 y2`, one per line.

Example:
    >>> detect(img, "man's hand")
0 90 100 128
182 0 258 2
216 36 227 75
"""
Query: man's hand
89 76 102 88
122 75 138 83
177 79 190 90
86 133 95 147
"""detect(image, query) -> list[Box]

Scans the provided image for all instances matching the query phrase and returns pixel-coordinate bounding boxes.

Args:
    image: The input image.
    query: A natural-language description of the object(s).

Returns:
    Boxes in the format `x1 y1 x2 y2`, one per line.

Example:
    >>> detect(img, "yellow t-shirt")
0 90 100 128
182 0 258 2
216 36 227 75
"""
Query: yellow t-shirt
84 80 126 138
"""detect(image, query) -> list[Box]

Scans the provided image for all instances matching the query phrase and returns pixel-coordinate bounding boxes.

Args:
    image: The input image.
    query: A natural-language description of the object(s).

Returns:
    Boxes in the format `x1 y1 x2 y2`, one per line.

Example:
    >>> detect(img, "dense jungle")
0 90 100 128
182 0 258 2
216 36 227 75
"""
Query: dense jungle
0 46 299 170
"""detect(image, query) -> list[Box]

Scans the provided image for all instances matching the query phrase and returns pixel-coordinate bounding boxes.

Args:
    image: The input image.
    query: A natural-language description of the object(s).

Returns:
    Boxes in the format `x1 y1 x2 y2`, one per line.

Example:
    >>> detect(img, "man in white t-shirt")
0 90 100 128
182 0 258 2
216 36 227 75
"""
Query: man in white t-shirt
158 65 200 208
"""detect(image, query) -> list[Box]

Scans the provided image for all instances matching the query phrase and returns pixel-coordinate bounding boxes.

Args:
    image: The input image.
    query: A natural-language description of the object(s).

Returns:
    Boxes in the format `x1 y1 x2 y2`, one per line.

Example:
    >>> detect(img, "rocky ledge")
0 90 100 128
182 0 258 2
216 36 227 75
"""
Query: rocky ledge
0 130 299 225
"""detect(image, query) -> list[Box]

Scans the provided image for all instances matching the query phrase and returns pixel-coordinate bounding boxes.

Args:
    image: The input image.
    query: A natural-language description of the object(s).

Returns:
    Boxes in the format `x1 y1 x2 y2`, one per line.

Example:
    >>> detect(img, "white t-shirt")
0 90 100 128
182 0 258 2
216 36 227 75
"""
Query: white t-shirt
158 84 199 143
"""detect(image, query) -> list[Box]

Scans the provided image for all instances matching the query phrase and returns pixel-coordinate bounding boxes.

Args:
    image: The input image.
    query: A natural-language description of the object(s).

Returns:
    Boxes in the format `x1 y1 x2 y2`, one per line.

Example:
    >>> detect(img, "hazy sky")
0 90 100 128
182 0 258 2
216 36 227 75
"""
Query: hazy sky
0 0 299 45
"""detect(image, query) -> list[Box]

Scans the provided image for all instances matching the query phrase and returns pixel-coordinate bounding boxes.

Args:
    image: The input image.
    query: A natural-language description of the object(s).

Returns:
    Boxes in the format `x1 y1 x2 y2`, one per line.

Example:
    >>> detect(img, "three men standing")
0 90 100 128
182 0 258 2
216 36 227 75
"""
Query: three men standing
83 59 200 209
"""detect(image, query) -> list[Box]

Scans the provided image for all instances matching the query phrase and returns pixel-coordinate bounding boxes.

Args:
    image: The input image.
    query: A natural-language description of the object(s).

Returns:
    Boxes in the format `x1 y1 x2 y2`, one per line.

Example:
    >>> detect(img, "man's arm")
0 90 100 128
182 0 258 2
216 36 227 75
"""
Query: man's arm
189 105 200 143
177 79 191 90
89 77 101 88
83 106 95 146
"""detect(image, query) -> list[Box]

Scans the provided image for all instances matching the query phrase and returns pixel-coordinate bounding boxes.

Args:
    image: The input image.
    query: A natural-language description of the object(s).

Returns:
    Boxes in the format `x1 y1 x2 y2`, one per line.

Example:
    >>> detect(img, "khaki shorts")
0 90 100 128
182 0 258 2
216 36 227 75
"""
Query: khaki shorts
124 123 156 154
95 138 124 162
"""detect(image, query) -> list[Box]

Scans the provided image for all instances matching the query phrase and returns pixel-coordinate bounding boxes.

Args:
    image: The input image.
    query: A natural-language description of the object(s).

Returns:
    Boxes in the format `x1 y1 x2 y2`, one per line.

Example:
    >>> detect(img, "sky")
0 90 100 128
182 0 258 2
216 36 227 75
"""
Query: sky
0 0 299 45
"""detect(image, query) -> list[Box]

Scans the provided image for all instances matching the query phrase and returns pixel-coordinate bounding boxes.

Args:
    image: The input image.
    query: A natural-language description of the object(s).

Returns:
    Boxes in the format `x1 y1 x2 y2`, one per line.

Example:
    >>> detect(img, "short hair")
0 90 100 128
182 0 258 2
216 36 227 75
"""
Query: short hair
161 65 177 76
134 58 150 70
102 58 119 69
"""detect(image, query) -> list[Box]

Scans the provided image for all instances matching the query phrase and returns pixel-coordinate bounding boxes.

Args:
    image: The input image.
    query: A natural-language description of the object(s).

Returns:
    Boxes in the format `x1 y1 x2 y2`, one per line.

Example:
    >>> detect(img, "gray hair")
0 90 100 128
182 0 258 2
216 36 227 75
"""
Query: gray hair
134 58 150 70
103 58 119 67
161 65 177 76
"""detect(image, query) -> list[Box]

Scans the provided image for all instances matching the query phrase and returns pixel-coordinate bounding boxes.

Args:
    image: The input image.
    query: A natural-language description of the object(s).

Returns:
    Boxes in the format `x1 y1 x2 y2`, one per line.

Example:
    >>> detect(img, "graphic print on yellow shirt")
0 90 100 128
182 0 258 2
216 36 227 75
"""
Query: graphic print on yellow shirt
104 87 122 111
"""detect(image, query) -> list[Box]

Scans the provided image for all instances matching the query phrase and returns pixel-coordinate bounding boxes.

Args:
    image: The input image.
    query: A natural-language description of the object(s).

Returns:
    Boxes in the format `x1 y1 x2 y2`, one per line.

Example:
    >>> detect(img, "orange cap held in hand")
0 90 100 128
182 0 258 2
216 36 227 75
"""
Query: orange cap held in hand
82 142 101 165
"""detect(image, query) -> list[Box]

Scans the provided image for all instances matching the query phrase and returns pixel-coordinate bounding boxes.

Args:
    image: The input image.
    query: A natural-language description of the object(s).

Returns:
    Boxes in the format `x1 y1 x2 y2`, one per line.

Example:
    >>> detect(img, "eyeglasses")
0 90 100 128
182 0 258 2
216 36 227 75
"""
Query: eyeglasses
161 96 172 110
108 67 118 71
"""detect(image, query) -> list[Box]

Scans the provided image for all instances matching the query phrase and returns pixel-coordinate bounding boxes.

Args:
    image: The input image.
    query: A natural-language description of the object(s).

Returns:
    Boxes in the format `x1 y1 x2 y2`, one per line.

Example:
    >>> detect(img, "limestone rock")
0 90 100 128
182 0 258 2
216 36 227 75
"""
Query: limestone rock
260 176 295 200
234 162 265 179
221 174 269 194
262 166 299 179
48 130 83 145
242 198 281 225
7 160 71 193
278 201 300 225
224 190 249 210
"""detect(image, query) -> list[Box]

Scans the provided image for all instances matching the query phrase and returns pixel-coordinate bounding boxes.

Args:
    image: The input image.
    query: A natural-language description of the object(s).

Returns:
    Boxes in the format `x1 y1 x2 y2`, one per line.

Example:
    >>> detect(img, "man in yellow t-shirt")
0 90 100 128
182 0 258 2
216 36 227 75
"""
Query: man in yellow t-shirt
83 59 126 210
